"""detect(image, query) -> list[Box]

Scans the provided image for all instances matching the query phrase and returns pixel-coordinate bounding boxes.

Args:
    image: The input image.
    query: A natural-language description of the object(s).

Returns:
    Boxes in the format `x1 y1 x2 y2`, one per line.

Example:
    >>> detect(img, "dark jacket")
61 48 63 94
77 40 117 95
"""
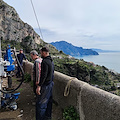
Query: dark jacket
17 53 26 65
39 56 54 86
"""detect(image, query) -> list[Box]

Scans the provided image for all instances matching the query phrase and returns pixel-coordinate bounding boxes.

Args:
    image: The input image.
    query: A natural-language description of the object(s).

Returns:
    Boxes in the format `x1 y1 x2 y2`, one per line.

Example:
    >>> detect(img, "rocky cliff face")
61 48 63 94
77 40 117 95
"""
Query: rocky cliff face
0 0 45 49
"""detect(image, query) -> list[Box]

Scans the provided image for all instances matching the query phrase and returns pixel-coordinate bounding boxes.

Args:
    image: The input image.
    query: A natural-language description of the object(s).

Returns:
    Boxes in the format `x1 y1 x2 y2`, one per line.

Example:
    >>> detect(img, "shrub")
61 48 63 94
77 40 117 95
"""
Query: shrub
24 73 31 83
63 106 80 120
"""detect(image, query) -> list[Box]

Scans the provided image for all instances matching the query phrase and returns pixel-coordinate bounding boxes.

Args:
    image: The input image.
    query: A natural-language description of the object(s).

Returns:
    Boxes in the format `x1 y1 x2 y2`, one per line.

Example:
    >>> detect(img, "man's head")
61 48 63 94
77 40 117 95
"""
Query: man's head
40 47 49 58
30 50 38 60
20 49 23 53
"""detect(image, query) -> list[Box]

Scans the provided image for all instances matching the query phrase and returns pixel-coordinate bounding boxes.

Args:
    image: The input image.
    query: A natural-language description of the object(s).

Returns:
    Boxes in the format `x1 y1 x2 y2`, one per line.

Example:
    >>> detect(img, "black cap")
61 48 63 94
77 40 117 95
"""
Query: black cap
41 47 49 52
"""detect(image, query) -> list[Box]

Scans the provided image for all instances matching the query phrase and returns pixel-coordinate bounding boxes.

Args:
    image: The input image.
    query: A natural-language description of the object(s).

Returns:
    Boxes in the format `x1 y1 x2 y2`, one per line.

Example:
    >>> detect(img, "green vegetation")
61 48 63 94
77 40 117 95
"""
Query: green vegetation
1 39 21 50
115 89 120 96
1 36 59 54
17 88 23 92
20 36 33 53
53 57 120 94
63 106 80 120
24 73 31 83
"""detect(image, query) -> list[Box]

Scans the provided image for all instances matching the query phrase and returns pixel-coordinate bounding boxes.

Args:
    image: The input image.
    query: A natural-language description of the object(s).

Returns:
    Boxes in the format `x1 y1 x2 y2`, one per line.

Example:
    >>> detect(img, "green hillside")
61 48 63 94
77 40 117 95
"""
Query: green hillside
53 57 120 95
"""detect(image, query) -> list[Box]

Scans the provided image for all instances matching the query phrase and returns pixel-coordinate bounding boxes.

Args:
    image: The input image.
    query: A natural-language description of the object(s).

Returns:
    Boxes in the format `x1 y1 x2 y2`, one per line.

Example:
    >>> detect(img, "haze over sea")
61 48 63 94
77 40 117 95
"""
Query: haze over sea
75 52 120 74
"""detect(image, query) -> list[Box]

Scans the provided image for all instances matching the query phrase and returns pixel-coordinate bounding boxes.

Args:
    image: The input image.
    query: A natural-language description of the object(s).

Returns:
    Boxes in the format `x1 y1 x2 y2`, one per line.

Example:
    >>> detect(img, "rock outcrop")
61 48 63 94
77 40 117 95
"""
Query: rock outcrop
0 0 44 49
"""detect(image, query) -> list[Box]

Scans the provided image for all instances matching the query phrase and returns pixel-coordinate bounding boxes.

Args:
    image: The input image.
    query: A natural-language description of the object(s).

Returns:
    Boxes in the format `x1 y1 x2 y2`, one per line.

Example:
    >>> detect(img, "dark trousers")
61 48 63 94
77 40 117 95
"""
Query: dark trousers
36 82 54 120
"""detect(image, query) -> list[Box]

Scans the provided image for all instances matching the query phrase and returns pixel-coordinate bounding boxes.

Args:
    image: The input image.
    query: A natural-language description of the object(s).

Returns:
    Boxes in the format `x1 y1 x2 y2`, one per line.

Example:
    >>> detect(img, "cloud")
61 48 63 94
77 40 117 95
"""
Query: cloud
3 0 120 50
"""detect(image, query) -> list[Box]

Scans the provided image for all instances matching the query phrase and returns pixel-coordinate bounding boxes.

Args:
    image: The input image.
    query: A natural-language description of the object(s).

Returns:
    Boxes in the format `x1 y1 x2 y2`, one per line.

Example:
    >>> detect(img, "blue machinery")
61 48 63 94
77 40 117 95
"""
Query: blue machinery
0 41 23 110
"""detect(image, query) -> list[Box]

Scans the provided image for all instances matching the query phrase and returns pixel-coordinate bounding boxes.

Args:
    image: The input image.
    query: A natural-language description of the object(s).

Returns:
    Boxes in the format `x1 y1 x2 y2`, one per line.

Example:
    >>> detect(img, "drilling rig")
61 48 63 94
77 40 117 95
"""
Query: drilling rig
0 39 23 110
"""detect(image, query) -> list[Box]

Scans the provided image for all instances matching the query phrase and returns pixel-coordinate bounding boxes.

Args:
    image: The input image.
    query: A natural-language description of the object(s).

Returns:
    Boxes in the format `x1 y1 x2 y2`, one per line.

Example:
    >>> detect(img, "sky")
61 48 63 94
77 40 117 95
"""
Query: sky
3 0 120 50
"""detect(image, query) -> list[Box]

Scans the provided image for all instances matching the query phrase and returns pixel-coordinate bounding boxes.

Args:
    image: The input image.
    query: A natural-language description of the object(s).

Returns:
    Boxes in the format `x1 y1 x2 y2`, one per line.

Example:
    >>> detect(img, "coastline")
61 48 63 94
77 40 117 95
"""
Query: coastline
73 52 120 74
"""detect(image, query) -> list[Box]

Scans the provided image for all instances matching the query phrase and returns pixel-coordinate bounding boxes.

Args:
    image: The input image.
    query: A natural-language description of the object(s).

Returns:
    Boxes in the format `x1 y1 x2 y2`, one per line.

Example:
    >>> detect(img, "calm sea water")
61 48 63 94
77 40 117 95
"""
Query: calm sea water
74 52 120 73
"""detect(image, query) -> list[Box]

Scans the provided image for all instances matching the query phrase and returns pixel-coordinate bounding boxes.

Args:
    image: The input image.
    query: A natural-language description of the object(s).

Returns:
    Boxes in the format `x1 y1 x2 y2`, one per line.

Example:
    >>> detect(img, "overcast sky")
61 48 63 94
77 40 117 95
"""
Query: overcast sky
3 0 120 50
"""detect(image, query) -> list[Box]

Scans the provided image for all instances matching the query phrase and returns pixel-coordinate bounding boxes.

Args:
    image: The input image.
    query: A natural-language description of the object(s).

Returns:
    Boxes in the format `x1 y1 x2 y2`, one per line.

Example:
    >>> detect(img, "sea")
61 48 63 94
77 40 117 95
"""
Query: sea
74 52 120 74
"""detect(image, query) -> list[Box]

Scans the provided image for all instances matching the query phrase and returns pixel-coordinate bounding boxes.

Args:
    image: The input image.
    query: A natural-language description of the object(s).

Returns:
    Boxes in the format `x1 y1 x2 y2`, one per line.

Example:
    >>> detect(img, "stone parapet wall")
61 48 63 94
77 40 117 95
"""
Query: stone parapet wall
23 61 33 80
23 61 120 120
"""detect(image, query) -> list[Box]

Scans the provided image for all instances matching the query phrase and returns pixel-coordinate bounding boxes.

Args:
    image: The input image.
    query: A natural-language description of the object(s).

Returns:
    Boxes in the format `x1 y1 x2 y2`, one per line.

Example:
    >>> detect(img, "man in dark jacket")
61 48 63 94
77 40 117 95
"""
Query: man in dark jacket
16 49 27 77
36 47 54 120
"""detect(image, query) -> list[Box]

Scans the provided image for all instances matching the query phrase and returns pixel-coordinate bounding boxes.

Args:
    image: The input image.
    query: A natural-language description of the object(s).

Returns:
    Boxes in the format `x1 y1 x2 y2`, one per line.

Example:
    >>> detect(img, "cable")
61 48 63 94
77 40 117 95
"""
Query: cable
30 0 44 40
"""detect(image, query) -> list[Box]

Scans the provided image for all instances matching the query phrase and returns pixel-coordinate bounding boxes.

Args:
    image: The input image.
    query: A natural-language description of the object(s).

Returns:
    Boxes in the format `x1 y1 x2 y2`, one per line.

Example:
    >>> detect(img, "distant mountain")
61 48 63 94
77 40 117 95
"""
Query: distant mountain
50 41 99 56
91 48 120 53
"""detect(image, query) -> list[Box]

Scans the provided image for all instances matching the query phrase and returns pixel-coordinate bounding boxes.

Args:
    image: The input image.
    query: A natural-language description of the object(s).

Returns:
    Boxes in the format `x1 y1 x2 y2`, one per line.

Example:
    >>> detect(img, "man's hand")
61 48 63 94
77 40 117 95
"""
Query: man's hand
36 86 41 95
36 81 39 86
26 59 28 62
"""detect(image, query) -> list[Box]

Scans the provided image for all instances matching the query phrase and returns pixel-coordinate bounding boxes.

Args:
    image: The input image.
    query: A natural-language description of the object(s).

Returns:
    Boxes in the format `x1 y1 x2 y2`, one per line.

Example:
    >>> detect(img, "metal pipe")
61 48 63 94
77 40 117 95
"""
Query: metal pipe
0 77 2 109
0 38 1 59
0 39 2 109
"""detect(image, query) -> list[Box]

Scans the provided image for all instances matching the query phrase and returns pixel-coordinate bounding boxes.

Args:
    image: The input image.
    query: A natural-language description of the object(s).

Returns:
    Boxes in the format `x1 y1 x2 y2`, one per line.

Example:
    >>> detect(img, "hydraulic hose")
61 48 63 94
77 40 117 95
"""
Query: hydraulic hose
0 49 25 93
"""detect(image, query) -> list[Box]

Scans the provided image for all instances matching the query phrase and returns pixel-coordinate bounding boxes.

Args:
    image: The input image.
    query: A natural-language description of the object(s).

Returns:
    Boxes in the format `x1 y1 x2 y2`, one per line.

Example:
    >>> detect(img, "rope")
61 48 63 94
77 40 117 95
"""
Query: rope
64 77 76 97
30 0 44 40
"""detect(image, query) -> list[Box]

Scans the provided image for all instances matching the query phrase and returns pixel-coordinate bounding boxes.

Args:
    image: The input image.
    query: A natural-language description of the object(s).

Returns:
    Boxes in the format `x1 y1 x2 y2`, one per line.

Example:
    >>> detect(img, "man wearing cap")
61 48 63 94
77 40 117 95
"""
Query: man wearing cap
30 50 42 95
16 49 27 78
36 47 54 120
